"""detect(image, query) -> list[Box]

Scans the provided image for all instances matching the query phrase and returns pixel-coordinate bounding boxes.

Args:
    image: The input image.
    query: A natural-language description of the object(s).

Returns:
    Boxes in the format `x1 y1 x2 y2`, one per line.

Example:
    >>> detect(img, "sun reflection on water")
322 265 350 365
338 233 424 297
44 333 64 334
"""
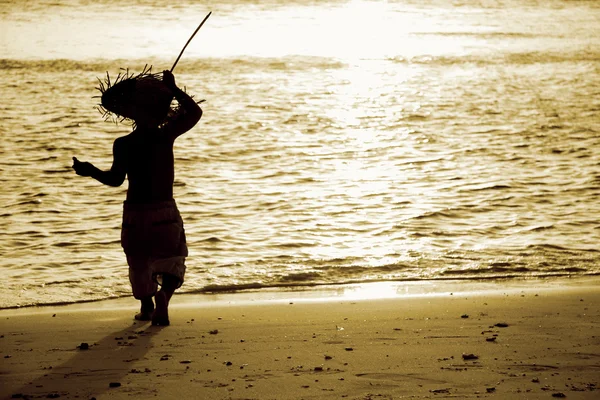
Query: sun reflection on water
3 0 477 61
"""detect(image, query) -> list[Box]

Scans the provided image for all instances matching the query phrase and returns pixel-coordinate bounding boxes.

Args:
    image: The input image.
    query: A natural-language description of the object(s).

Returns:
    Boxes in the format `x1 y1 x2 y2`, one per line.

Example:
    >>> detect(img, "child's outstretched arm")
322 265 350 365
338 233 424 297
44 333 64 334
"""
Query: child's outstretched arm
72 139 126 187
162 70 202 139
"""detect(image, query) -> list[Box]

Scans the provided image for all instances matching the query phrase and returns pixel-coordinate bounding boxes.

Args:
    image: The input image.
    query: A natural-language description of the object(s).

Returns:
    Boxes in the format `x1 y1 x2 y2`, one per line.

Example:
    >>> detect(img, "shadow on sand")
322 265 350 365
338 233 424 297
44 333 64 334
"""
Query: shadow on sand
10 320 165 399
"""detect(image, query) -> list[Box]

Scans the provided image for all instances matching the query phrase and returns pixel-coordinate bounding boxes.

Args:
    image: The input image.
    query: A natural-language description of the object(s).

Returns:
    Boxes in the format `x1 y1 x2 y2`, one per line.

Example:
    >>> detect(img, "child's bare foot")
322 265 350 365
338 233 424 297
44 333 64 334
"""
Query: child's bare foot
135 296 154 321
134 311 153 321
152 291 170 326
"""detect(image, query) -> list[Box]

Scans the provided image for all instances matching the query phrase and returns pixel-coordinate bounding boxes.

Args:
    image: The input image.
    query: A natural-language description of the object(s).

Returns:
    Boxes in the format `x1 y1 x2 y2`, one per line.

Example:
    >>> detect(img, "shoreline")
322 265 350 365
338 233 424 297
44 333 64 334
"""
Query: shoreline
2 275 599 316
1 275 599 399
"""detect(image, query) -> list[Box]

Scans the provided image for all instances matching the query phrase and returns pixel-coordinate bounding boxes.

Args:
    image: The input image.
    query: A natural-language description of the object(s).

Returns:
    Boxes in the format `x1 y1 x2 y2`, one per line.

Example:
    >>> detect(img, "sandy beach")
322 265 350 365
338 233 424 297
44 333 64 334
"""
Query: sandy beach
1 278 599 399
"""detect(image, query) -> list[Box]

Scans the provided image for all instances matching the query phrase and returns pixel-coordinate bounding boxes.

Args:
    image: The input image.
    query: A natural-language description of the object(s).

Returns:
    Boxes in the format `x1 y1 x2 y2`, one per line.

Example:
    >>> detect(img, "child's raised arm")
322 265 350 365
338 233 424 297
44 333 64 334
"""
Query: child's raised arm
161 70 203 139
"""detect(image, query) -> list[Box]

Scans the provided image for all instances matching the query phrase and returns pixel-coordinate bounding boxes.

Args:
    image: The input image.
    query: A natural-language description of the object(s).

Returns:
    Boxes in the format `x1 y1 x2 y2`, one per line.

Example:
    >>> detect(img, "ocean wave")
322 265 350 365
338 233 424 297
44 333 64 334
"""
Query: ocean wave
3 262 599 310
415 31 542 39
460 184 513 192
8 271 600 310
0 55 345 73
387 51 600 66
0 296 127 310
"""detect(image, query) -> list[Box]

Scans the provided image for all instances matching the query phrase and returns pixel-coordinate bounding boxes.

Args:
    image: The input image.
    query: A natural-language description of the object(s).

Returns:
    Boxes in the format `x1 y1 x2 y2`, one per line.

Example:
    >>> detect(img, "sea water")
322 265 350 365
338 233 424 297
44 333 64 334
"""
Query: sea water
1 0 599 308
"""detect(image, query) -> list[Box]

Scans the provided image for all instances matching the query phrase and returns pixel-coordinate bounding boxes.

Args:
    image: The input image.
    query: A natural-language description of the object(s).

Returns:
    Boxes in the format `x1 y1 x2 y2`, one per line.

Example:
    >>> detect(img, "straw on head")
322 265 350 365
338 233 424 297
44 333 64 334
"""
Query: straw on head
95 65 175 127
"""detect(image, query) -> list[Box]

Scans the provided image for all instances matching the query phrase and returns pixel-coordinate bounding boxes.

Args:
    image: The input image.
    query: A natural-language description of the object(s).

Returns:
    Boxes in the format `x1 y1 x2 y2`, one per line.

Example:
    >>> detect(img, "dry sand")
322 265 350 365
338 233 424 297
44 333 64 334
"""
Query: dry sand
1 278 599 399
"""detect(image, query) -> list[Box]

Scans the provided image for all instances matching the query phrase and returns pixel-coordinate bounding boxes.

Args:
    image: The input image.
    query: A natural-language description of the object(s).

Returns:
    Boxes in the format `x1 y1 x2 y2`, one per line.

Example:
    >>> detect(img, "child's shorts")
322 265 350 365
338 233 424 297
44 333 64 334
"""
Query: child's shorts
121 200 188 299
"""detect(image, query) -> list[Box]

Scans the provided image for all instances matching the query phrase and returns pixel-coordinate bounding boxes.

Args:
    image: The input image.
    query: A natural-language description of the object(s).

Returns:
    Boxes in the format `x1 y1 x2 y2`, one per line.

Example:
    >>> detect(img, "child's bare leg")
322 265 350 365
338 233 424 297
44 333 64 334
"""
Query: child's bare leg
152 273 179 326
128 255 157 321
135 296 154 321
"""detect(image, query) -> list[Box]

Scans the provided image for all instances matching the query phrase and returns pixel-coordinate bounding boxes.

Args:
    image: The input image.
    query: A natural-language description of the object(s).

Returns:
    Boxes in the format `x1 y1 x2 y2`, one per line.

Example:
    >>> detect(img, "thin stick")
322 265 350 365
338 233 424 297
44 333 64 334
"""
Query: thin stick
170 11 212 72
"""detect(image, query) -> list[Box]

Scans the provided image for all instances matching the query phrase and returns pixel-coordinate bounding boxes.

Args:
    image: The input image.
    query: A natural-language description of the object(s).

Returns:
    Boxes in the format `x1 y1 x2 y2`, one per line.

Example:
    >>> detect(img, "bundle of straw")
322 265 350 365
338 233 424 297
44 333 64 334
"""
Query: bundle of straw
96 65 175 126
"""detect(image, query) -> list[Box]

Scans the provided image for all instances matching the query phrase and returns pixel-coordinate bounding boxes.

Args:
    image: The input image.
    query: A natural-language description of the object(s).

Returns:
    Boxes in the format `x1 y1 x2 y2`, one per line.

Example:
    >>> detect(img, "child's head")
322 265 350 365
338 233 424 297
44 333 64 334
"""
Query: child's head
97 67 174 127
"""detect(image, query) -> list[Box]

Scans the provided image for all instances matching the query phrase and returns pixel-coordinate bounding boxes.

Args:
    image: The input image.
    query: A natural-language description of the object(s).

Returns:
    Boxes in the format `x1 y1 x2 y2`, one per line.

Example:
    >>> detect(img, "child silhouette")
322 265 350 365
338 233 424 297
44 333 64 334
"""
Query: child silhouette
73 70 202 326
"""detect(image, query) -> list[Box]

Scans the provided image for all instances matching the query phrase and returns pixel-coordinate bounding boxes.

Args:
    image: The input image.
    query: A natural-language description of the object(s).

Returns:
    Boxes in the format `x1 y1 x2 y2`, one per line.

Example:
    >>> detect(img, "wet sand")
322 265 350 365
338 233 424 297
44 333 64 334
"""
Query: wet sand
1 279 599 399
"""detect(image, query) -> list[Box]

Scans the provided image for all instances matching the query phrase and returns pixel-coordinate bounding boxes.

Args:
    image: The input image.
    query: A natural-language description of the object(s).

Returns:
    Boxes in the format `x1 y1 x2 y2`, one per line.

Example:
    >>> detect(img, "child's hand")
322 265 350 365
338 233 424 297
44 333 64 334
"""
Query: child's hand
72 157 94 177
163 70 177 90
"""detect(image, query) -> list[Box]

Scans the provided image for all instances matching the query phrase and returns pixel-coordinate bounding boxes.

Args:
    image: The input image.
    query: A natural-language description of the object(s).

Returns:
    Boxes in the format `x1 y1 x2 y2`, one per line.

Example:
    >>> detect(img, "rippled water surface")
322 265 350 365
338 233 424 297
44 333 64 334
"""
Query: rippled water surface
1 0 599 308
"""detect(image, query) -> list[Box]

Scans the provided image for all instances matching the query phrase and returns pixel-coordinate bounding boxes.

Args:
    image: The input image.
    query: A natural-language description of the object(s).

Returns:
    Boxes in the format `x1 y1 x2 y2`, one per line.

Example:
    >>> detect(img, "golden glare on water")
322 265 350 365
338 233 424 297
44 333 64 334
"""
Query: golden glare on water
0 0 477 60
